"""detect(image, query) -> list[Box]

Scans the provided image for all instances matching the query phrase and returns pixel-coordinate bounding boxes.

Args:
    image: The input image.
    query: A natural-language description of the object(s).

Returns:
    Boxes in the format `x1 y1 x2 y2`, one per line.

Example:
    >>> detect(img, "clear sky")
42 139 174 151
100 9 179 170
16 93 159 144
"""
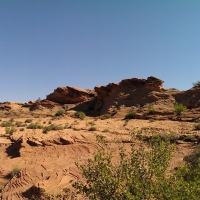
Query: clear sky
1 1 200 102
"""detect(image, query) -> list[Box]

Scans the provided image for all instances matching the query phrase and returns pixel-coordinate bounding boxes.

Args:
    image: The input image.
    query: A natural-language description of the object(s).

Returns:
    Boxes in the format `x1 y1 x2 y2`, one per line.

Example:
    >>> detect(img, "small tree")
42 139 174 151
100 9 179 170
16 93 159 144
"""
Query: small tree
73 133 200 199
174 102 187 115
192 81 200 88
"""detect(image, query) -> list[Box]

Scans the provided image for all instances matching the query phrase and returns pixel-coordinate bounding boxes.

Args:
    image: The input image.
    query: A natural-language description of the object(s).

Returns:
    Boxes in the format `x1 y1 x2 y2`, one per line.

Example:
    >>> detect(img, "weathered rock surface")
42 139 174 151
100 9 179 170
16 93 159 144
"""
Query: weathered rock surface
46 86 96 104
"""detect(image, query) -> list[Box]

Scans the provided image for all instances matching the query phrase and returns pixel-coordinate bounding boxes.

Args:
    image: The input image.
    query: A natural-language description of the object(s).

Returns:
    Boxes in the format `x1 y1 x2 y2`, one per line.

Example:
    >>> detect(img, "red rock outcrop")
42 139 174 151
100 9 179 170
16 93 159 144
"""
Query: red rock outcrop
46 86 96 104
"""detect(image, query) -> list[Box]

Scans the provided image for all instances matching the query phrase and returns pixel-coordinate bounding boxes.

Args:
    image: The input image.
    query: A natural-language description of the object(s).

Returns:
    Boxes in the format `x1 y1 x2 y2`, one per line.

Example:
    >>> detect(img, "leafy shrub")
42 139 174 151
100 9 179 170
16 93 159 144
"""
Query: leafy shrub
100 114 111 120
192 80 200 88
15 121 26 127
27 123 43 129
73 134 200 199
25 119 32 123
5 126 16 135
1 121 13 127
10 167 21 178
55 109 65 116
88 126 97 131
124 111 136 119
42 124 64 133
174 102 187 115
73 135 176 199
74 111 86 120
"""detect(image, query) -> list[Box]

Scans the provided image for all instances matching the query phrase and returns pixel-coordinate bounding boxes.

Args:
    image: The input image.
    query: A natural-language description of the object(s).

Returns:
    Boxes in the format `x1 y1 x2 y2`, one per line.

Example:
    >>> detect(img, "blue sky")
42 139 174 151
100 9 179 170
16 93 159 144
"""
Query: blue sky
1 1 200 102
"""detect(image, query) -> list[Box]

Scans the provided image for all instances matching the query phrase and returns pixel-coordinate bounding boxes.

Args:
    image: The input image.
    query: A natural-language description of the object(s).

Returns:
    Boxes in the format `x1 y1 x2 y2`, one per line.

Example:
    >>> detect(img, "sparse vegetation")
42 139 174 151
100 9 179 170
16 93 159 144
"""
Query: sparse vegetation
194 123 200 130
42 124 64 133
73 134 200 199
147 103 155 115
10 167 21 178
124 111 136 119
87 121 96 126
123 119 129 126
1 121 13 127
5 126 16 135
55 109 65 116
74 111 86 120
174 102 187 115
25 119 33 123
100 114 111 120
102 128 109 133
0 183 4 192
192 80 200 88
15 121 26 127
27 123 43 129
88 126 97 131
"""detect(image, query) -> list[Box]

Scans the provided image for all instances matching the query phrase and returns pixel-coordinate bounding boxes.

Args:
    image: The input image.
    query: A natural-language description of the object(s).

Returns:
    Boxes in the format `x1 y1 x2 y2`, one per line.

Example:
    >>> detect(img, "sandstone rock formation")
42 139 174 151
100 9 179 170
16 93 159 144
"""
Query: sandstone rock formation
46 86 96 104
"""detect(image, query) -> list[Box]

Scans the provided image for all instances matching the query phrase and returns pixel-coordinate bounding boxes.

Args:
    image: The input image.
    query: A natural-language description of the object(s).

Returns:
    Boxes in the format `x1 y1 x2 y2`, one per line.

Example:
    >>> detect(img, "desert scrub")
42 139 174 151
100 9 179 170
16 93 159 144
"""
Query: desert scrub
1 121 13 127
15 121 26 127
10 167 21 178
73 133 200 199
88 126 97 131
73 134 175 199
192 80 200 88
124 111 136 120
5 126 16 135
55 109 65 116
0 183 4 192
174 102 187 115
27 122 43 129
42 124 64 133
86 121 96 126
102 128 110 133
147 103 155 115
194 123 200 130
25 119 33 123
100 114 111 120
74 111 86 120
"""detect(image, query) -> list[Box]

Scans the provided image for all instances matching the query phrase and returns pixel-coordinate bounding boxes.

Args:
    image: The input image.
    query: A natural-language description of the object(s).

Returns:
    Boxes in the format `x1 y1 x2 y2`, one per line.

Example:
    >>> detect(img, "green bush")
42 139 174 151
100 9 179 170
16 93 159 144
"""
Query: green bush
174 102 187 115
27 123 43 129
5 126 16 135
74 111 86 120
25 119 33 123
192 80 200 88
124 111 136 119
10 167 21 178
147 103 155 115
1 121 13 127
73 134 200 199
42 124 64 133
15 121 26 127
100 114 111 120
88 126 97 131
55 109 65 116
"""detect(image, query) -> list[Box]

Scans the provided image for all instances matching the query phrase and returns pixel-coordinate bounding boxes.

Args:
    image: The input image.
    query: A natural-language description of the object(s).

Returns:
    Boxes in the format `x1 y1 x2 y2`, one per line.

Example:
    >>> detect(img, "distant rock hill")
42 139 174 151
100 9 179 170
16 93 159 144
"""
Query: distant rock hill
46 76 200 119
1 76 200 121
